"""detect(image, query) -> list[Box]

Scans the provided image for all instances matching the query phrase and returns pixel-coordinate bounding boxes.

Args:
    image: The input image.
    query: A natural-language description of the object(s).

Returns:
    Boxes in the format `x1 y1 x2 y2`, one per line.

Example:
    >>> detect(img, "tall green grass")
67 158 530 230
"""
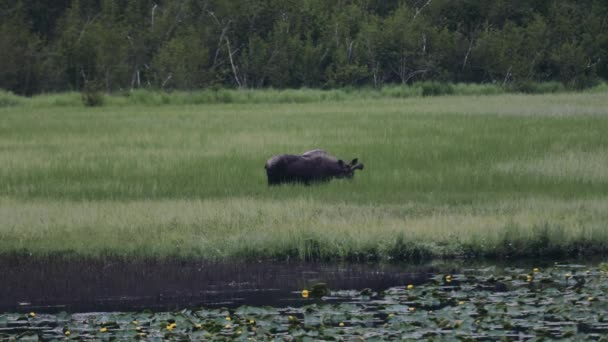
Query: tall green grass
1 92 608 260
2 82 606 108
1 197 607 260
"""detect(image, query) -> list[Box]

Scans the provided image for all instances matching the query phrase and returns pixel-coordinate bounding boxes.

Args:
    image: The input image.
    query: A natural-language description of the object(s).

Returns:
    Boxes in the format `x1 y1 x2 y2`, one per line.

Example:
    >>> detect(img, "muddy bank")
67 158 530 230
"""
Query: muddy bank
0 257 444 313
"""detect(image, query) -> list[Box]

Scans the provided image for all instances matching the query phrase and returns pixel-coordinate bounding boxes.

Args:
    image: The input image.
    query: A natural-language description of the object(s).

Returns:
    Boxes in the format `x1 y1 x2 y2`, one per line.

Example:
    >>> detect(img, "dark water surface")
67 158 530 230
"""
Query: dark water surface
0 256 597 313
0 257 440 313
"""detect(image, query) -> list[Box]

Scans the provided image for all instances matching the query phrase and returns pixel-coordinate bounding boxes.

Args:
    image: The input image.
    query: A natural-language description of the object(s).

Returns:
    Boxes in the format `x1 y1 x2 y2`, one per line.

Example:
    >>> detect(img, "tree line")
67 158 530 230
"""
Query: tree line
1 0 607 95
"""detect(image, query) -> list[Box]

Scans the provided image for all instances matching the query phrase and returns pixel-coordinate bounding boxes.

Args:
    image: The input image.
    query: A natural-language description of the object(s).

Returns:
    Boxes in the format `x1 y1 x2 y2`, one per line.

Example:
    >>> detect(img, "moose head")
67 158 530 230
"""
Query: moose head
337 158 365 179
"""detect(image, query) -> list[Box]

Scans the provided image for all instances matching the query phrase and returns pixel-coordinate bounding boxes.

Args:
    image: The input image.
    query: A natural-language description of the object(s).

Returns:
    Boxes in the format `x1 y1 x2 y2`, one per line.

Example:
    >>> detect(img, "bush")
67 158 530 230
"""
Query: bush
380 85 422 98
81 82 104 107
506 81 565 94
419 81 454 97
534 82 566 93
452 83 504 96
588 82 608 93
0 90 22 107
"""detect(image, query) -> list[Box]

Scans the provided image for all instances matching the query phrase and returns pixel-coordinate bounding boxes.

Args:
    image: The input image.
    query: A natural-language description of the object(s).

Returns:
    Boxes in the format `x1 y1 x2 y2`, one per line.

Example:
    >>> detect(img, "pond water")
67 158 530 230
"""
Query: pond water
1 257 443 313
1 257 606 340
0 257 599 313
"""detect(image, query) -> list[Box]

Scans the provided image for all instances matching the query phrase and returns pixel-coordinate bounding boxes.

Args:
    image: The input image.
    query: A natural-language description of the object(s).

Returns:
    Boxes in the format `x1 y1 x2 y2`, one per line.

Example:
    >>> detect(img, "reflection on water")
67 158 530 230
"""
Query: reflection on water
0 256 598 313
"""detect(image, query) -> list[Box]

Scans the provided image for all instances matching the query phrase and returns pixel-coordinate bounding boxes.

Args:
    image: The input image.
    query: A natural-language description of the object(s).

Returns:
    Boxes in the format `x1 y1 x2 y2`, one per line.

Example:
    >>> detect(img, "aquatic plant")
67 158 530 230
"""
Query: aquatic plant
2 265 606 340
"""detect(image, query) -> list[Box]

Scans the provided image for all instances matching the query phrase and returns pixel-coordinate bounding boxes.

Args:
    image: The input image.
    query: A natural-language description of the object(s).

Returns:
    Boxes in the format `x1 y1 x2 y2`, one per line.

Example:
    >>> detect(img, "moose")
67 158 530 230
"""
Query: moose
265 149 364 185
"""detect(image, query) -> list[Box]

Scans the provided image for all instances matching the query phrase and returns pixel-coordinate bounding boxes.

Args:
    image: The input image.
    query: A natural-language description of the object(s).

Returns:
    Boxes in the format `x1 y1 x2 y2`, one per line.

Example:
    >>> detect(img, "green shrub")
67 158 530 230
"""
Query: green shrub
126 89 162 105
0 90 23 107
586 81 608 93
419 81 455 97
452 83 504 96
380 85 422 98
533 82 566 93
81 82 105 107
507 81 566 94
214 89 234 103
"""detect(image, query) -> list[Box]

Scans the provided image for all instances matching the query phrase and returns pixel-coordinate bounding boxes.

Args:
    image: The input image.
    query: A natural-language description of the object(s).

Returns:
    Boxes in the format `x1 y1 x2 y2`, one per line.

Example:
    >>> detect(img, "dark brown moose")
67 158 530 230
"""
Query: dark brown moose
265 149 364 185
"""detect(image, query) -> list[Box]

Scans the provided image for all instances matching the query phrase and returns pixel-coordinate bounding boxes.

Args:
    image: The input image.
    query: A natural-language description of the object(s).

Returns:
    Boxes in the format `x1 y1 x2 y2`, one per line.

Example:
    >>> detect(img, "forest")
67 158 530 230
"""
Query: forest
1 0 607 95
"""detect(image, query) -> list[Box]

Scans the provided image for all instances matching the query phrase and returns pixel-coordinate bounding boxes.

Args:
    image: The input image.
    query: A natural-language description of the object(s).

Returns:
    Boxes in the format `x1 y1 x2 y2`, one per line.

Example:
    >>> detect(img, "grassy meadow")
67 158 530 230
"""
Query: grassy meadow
1 89 608 261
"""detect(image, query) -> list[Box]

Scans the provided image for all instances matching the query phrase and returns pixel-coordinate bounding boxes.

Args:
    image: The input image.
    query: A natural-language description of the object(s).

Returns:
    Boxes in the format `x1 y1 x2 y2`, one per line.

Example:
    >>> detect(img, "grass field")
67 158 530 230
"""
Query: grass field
1 90 608 260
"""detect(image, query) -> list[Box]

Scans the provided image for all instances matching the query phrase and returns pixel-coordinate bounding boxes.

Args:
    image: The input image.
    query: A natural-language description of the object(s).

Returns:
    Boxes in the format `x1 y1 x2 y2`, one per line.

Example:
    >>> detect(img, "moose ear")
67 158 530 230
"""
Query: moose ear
351 158 358 165
338 159 344 166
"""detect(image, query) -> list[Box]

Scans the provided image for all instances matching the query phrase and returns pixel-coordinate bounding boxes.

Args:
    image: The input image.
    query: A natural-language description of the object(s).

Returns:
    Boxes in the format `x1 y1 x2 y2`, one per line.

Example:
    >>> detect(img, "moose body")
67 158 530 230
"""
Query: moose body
265 149 364 185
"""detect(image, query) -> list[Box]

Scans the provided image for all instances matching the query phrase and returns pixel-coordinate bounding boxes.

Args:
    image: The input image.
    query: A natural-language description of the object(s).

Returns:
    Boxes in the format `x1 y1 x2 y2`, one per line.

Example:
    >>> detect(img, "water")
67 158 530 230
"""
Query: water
0 257 441 313
1 257 606 340
0 256 600 313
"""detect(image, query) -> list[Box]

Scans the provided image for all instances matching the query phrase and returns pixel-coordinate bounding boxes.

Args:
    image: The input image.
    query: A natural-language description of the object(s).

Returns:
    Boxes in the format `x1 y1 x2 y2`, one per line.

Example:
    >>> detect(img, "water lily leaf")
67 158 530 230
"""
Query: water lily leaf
3 264 608 340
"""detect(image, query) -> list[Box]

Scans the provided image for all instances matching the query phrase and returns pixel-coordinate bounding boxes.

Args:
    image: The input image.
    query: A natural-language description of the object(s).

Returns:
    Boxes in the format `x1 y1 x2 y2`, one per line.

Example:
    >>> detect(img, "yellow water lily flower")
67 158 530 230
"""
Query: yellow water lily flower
100 327 108 333
249 319 255 324
459 301 465 305
339 322 345 327
407 284 414 290
29 312 36 318
194 324 202 329
588 297 595 301
132 320 138 325
533 268 540 273
225 324 232 329
237 330 242 334
225 316 231 321
136 326 142 331
388 313 395 317
138 332 146 337
408 307 416 312
301 289 309 298
64 331 70 336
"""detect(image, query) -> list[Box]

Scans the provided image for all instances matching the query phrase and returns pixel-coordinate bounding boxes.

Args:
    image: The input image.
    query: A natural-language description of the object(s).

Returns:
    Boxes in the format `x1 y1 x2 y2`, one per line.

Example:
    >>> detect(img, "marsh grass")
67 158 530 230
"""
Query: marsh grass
1 91 608 260
1 197 607 260
496 150 608 183
4 82 607 108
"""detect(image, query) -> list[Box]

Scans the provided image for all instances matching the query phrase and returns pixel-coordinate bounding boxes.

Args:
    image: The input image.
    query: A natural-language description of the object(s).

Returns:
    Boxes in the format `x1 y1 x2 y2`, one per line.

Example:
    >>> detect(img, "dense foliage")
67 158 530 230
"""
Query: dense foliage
1 0 607 95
